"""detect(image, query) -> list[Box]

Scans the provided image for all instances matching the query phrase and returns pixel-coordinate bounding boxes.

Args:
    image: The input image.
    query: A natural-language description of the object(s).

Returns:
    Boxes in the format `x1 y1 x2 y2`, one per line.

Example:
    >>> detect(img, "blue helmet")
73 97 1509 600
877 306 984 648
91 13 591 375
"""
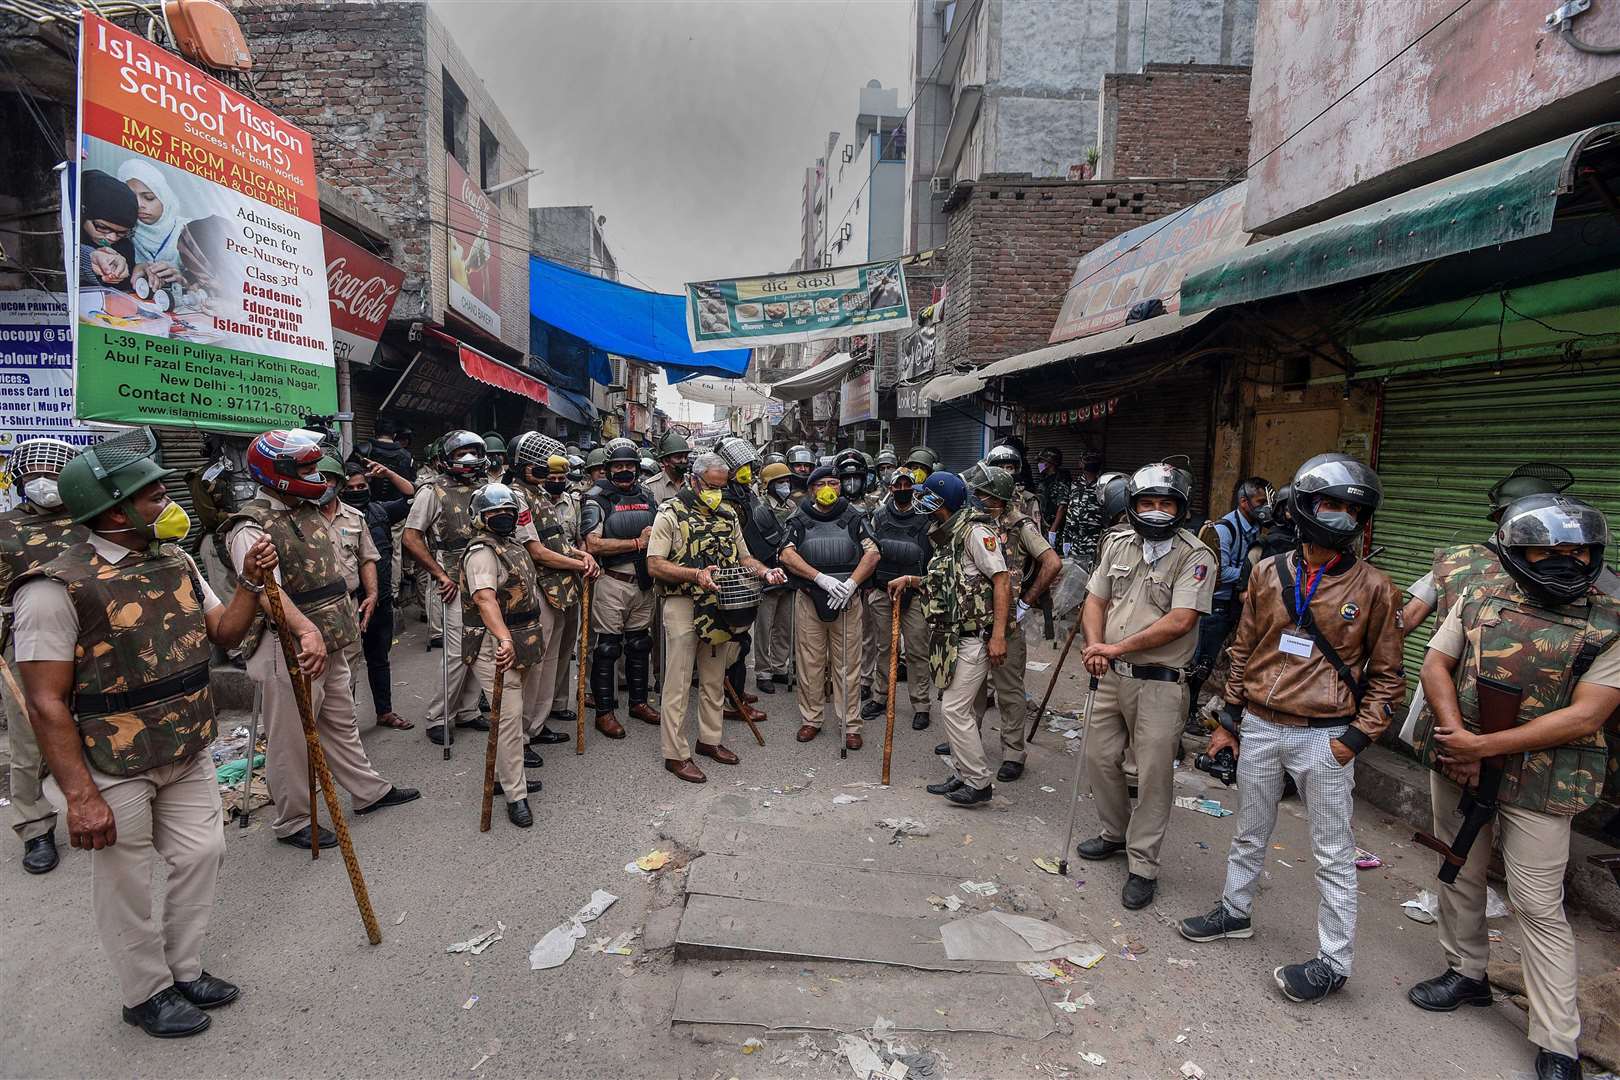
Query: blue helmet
917 470 967 515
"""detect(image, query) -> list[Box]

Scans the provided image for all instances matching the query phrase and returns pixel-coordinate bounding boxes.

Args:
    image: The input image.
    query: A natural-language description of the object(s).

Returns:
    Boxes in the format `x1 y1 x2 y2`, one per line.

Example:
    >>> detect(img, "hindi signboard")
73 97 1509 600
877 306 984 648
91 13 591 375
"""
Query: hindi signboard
446 155 501 337
74 12 336 434
685 259 911 352
324 228 403 368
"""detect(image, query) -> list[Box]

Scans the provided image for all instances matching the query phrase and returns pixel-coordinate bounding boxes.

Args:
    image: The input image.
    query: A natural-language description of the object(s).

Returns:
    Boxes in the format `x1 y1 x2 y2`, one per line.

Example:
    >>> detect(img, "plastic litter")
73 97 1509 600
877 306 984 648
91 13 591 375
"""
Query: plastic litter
214 753 264 785
1174 795 1233 818
1034 856 1062 874
1180 1061 1206 1079
588 927 640 956
838 1033 887 1079
394 911 407 926
1402 891 1440 923
833 793 870 806
1067 944 1106 969
1026 661 1051 673
1354 847 1382 869
635 850 669 872
742 1037 766 1055
446 922 505 955
1017 960 1069 982
529 890 619 971
957 880 999 897
1054 990 1097 1012
461 994 478 1010
926 894 963 912
1079 1051 1107 1066
877 817 931 842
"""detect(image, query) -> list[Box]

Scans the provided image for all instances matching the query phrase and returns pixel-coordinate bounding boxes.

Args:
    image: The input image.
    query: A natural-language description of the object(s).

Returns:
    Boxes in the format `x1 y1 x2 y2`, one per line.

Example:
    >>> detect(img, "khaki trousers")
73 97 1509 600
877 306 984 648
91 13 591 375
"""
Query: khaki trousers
940 636 993 790
424 564 443 635
551 600 581 712
249 638 392 839
426 588 483 730
658 596 737 760
752 588 793 678
45 753 223 1007
521 602 564 737
986 623 1030 763
591 573 655 633
1082 671 1186 878
859 591 878 689
866 590 933 707
793 591 862 733
1431 773 1580 1058
3 652 56 843
472 647 538 803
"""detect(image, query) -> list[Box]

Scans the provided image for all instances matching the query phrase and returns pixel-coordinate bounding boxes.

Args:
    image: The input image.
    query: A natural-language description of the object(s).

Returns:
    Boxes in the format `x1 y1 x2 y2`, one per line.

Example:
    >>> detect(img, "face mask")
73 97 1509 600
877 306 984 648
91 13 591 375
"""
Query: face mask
22 477 61 509
877 467 895 485
667 460 688 478
316 484 339 507
734 465 753 485
1138 510 1174 527
340 489 370 509
543 479 568 497
1528 554 1593 597
841 478 862 497
770 482 791 500
149 500 191 542
910 467 928 484
485 511 517 536
697 488 723 510
814 486 840 507
1036 462 1049 475
892 489 914 509
611 469 637 487
1317 510 1357 533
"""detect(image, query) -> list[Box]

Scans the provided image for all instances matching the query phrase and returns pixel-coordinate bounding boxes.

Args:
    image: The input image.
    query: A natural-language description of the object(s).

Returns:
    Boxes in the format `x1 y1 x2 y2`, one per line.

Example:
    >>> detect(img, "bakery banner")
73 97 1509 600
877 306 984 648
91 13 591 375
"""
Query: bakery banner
446 155 500 337
324 228 403 367
74 12 336 434
684 259 912 352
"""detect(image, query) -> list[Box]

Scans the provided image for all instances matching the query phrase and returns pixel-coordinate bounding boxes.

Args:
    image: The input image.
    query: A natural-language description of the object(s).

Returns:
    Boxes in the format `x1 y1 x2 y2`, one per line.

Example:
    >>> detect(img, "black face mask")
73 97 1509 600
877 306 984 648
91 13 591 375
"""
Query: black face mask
891 489 914 509
340 489 370 509
543 480 568 497
1527 554 1595 601
485 512 518 537
611 469 637 488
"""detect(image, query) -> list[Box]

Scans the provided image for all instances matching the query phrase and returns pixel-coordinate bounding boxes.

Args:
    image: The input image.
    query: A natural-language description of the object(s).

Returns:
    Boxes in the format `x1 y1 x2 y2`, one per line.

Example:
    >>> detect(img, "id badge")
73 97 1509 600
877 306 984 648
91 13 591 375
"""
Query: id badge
1278 632 1314 658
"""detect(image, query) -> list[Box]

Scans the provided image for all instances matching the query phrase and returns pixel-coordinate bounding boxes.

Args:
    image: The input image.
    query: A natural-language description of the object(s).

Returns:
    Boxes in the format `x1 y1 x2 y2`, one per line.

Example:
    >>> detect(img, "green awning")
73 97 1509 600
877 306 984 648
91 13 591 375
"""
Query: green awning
1181 125 1619 315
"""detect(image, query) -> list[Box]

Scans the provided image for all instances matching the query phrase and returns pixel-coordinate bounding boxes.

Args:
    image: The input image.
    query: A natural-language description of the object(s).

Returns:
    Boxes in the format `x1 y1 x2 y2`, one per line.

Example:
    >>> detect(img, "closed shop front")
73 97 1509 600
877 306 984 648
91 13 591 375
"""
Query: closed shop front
153 426 211 554
926 397 988 474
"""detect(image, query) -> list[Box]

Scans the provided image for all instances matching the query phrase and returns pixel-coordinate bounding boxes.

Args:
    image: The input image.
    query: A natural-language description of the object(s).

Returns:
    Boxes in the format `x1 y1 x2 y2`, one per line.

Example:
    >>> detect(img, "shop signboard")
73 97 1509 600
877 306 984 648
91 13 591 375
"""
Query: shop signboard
74 13 336 433
685 258 912 352
896 383 932 418
323 228 403 367
898 321 941 382
446 155 501 337
838 368 877 425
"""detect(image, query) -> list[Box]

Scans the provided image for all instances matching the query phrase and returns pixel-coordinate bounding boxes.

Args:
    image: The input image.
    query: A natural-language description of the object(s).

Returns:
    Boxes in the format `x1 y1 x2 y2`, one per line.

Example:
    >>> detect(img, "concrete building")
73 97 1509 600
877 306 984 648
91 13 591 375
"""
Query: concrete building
904 0 1257 253
813 80 909 269
530 205 619 282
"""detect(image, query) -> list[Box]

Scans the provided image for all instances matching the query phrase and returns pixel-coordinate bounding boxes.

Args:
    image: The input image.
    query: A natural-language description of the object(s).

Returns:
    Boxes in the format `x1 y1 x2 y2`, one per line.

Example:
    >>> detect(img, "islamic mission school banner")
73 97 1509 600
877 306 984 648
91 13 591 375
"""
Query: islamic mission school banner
684 258 912 352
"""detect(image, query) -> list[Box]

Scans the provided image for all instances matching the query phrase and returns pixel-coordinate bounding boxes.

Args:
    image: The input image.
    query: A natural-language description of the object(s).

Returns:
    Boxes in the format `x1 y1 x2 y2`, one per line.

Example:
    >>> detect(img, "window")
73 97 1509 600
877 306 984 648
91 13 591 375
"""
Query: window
442 70 468 166
479 122 499 192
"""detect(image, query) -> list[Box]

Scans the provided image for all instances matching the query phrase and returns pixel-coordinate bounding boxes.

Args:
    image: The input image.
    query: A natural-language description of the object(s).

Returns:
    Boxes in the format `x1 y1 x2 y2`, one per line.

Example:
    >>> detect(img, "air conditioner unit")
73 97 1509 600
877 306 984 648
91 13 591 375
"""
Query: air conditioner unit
839 223 853 242
842 144 855 163
929 176 951 195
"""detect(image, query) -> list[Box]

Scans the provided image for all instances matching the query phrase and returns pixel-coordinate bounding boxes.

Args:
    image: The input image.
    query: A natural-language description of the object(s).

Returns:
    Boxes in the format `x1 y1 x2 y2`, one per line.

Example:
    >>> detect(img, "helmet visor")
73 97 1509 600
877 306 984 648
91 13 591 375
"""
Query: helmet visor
1498 500 1610 550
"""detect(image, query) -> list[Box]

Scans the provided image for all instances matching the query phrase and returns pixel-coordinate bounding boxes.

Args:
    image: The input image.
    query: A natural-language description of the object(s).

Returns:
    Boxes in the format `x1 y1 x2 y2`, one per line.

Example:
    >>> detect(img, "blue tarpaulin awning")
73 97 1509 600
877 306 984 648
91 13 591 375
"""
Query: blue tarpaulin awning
530 256 751 382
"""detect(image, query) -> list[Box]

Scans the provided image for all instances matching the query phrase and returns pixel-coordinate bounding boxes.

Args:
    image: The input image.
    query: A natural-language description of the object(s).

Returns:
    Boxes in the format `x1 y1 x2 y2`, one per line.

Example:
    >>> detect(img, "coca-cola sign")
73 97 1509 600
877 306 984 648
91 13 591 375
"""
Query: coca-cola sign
322 227 405 367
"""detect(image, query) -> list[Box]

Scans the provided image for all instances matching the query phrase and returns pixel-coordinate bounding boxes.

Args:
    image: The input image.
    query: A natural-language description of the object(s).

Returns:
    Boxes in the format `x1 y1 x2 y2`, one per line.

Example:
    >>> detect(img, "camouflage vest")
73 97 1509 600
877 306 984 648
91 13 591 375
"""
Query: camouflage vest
665 491 748 645
998 508 1038 582
225 499 359 654
1413 584 1620 816
427 476 478 556
0 507 87 648
459 533 544 670
16 542 214 777
514 479 581 610
1432 542 1514 622
922 509 1001 687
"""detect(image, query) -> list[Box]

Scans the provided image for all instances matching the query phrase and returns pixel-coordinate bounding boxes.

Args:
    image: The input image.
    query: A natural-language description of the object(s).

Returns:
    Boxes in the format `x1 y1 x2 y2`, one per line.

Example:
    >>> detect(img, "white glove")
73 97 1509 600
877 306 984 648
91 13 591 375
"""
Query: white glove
813 573 840 594
1061 542 1073 557
828 579 858 609
1015 600 1031 624
1046 531 1059 546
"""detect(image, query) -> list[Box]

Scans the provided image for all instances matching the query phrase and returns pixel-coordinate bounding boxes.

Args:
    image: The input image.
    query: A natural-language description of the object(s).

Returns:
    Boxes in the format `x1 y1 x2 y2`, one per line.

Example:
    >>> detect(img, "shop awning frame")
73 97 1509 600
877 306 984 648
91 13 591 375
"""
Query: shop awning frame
1181 124 1620 315
769 351 855 400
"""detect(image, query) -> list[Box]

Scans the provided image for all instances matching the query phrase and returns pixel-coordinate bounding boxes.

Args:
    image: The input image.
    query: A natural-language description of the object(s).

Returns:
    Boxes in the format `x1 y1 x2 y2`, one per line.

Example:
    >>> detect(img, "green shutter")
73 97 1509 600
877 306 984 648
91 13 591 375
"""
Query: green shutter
1374 356 1620 681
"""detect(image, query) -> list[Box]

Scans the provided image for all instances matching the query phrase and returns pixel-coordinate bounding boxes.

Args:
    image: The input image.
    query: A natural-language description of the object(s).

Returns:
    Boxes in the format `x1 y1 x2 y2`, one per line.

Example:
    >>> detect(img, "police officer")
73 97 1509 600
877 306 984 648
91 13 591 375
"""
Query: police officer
1180 455 1403 1004
583 438 661 738
778 465 880 749
11 427 274 1036
582 446 609 493
987 443 1041 525
753 460 798 694
316 455 380 703
227 430 420 849
460 483 547 827
786 444 817 482
969 463 1061 781
482 432 508 481
836 449 882 700
1186 477 1272 735
339 459 415 731
1 437 86 874
647 431 690 506
890 470 1010 806
1033 448 1074 543
862 460 934 731
1408 494 1619 1080
715 437 772 725
1074 463 1214 910
403 431 493 744
903 446 938 484
874 445 899 491
648 453 784 782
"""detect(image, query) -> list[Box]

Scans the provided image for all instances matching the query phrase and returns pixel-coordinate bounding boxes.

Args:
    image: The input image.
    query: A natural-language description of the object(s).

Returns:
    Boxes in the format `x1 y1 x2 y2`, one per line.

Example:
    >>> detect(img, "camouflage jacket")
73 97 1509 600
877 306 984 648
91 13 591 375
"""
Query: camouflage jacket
513 479 581 610
14 541 214 777
662 491 749 645
1431 542 1513 622
225 498 359 654
922 508 1001 687
459 533 544 670
1060 483 1105 571
0 506 87 647
1413 581 1620 816
425 476 479 556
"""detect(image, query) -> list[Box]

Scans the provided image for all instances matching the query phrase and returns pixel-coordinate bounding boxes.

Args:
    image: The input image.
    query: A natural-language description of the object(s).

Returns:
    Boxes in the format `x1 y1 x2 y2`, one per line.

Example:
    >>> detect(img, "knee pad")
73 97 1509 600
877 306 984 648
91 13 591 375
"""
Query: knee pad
593 634 624 664
625 630 653 658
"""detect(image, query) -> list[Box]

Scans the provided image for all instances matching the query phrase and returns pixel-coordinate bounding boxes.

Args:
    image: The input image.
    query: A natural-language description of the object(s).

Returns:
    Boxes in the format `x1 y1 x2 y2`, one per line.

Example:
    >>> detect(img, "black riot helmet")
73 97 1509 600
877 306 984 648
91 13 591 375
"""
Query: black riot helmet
786 444 816 475
1124 463 1193 541
605 437 641 489
1486 463 1573 522
1290 453 1382 551
1492 493 1608 605
1099 474 1130 526
440 430 488 479
1271 484 1295 527
835 448 866 498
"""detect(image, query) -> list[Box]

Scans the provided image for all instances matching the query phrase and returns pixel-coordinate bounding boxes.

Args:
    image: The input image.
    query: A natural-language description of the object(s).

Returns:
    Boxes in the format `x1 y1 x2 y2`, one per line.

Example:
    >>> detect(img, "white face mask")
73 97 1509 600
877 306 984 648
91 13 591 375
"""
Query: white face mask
22 477 62 509
771 482 791 500
1138 510 1175 527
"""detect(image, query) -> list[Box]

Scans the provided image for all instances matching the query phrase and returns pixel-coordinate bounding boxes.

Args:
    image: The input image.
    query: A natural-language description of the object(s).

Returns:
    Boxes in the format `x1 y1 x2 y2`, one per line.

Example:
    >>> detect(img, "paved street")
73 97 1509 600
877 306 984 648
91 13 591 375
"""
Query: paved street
3 614 1616 1078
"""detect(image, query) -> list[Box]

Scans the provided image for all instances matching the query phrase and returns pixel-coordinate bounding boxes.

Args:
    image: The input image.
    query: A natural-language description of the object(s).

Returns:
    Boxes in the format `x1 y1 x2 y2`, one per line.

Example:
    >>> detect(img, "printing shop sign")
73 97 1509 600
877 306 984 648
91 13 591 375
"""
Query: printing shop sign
685 259 912 352
74 13 336 434
0 291 110 510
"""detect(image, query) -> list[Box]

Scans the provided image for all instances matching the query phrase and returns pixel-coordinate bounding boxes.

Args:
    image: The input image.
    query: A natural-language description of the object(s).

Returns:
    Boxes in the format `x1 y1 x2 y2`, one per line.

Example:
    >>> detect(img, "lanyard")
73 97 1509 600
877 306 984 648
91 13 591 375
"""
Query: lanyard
1293 554 1338 626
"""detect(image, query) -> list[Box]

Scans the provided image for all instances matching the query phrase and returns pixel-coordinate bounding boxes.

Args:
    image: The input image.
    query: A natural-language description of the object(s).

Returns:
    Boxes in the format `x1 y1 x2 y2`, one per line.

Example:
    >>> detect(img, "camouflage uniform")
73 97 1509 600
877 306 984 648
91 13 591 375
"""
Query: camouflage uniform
511 480 581 736
461 531 545 804
984 504 1052 766
1059 481 1106 572
921 508 1006 791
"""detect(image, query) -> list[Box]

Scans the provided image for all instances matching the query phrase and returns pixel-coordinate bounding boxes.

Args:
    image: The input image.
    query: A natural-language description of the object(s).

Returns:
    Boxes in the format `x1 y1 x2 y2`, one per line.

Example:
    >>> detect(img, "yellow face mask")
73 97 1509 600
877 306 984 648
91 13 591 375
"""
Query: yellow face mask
697 488 723 510
151 500 192 542
734 465 753 486
814 485 840 507
911 467 928 484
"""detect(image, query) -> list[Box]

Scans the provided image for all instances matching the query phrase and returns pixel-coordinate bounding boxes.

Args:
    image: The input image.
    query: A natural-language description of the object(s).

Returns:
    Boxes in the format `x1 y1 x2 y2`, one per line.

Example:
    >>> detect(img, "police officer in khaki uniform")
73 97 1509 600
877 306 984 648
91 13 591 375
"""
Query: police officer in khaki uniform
316 455 381 684
227 431 418 850
1 437 87 874
1075 463 1214 910
11 427 275 1037
752 461 798 694
646 430 690 507
583 438 662 738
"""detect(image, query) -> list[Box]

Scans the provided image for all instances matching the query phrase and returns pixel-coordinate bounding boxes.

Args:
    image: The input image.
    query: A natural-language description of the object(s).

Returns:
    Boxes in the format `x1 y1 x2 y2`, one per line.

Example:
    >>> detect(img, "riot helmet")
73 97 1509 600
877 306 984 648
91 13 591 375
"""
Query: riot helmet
1094 471 1126 501
904 446 938 484
512 431 566 479
1486 463 1574 522
915 470 966 519
1125 462 1193 541
986 444 1022 474
470 482 521 537
965 462 1016 509
605 437 641 489
1099 474 1130 526
440 430 489 480
763 452 787 468
835 449 866 499
716 436 760 485
247 428 329 501
656 430 691 460
1291 453 1381 551
786 444 816 476
482 432 508 462
1492 493 1608 604
5 437 79 510
57 426 178 525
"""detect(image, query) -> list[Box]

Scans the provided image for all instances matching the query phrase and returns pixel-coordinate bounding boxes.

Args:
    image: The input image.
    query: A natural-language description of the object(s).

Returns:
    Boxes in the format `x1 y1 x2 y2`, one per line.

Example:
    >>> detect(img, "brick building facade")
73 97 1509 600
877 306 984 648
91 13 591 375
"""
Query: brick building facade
1097 64 1252 182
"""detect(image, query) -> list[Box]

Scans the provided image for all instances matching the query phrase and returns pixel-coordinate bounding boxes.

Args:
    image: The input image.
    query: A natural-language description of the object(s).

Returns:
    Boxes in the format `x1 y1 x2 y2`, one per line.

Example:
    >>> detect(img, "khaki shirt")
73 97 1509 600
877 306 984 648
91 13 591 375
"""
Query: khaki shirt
646 471 686 507
998 508 1052 578
961 521 1008 582
327 501 380 594
646 504 748 562
406 482 537 548
463 544 509 660
1429 604 1620 689
1087 528 1214 667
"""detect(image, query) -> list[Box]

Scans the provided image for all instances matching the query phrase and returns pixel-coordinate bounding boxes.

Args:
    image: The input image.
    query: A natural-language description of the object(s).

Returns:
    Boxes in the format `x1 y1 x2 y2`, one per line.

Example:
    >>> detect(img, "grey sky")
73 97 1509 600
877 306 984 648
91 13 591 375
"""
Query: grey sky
433 0 910 422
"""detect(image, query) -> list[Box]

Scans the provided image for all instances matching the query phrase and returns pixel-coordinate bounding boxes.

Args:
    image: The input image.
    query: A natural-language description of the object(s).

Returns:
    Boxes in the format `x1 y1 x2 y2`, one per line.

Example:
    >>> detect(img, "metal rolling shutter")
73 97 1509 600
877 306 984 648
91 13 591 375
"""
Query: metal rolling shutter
152 426 210 554
927 397 988 474
1375 356 1620 680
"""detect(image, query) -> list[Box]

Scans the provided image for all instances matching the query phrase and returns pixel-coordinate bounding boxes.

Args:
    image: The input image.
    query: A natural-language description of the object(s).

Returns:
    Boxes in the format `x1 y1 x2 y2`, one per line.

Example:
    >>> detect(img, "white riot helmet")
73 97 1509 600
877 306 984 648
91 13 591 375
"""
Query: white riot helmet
5 437 79 510
715 435 760 475
512 430 566 471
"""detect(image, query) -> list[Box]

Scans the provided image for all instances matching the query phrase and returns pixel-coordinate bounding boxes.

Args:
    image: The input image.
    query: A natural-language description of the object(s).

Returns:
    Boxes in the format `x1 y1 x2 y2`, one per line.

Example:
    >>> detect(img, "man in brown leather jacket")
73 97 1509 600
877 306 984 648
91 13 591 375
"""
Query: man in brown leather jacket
1178 454 1405 1005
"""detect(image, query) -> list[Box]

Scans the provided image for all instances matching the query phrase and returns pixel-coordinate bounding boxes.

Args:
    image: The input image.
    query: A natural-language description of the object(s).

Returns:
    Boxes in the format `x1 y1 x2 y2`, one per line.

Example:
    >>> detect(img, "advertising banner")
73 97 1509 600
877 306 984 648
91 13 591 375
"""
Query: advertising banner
74 13 335 434
685 259 911 352
898 321 942 382
447 155 501 337
838 368 877 426
895 383 932 418
324 228 403 367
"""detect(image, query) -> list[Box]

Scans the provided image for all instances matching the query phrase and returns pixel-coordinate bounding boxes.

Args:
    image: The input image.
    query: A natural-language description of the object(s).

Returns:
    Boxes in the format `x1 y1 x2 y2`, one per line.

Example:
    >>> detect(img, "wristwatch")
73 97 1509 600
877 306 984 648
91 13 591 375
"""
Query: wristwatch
240 577 265 594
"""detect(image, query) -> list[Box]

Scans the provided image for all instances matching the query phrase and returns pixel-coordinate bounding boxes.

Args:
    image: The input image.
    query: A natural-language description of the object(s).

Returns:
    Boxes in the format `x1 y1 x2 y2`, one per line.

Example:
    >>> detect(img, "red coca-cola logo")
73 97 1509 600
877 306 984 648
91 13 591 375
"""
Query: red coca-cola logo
327 256 400 327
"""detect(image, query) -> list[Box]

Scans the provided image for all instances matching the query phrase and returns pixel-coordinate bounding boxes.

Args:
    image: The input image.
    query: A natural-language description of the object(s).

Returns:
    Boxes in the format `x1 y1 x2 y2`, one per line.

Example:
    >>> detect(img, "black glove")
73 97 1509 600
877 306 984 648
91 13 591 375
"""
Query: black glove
1219 701 1244 737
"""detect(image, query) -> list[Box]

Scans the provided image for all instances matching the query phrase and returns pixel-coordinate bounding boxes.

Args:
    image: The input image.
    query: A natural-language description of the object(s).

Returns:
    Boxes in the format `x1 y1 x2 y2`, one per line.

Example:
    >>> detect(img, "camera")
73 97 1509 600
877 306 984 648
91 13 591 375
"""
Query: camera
1195 746 1237 786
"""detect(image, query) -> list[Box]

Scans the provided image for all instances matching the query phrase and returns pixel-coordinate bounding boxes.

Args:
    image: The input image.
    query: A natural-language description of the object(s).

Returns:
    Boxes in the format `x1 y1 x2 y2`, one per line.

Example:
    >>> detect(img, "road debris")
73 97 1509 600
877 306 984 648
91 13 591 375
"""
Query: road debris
1354 847 1382 869
957 880 999 897
461 994 478 1010
1166 956 1197 968
635 850 670 872
446 922 505 955
1053 990 1097 1013
877 817 930 842
1066 944 1106 969
1180 1061 1206 1079
529 890 619 971
1402 891 1439 924
742 1037 766 1054
926 894 964 912
1174 795 1233 818
394 910 407 926
1079 1051 1107 1066
1017 961 1069 982
1034 857 1062 874
833 793 870 806
588 927 640 956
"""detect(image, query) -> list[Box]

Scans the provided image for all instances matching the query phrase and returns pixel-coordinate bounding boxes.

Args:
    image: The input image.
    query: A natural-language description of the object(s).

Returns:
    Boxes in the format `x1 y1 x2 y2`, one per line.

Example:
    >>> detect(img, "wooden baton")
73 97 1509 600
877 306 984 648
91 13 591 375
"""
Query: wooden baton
576 582 590 754
882 595 901 786
480 675 502 832
723 677 766 747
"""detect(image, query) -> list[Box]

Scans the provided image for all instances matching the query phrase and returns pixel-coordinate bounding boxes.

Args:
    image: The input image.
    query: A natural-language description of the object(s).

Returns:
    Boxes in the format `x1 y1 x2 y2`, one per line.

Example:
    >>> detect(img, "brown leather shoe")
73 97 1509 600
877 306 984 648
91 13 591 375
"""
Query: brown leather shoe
741 691 760 705
665 757 706 783
796 723 820 742
584 694 596 711
594 712 626 739
845 733 863 751
695 741 739 765
725 704 767 724
629 702 661 725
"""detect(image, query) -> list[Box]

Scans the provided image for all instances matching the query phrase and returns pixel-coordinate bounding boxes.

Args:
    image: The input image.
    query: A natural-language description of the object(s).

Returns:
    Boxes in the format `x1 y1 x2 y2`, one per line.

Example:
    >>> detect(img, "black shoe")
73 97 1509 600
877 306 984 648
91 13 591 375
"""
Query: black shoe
1408 969 1493 1012
427 725 449 746
494 779 543 795
773 673 791 687
927 776 966 796
22 830 58 874
1536 1049 1582 1080
480 690 490 710
1274 957 1346 1003
459 714 490 732
530 726 569 745
524 748 544 769
1179 902 1254 942
507 799 534 828
122 986 211 1038
945 783 992 806
173 971 239 1010
897 663 908 683
755 676 775 695
912 711 930 730
355 785 422 815
548 710 577 727
997 760 1025 782
860 698 884 722
1075 835 1127 861
1122 873 1156 910
277 825 337 849
1183 715 1208 738
1282 773 1299 799
429 635 443 648
934 741 951 755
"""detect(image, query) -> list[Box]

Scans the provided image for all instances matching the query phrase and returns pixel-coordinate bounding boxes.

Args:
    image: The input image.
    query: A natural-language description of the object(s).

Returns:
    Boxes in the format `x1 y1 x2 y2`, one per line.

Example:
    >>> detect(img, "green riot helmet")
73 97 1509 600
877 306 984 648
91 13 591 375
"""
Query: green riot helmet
57 426 178 525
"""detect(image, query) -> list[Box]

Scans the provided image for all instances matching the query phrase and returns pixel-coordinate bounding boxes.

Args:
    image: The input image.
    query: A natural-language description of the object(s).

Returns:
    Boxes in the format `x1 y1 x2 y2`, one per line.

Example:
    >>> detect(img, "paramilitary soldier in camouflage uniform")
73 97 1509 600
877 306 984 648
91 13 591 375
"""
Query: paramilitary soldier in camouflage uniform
1408 494 1620 1080
11 427 275 1037
460 483 548 828
1 437 86 875
584 438 662 738
863 462 935 731
229 430 419 850
715 437 771 727
647 430 691 507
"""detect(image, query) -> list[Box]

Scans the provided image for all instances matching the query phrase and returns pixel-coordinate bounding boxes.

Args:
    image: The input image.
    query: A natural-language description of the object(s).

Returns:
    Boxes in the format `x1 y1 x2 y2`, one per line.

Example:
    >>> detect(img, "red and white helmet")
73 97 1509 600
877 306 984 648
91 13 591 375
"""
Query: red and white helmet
246 429 328 501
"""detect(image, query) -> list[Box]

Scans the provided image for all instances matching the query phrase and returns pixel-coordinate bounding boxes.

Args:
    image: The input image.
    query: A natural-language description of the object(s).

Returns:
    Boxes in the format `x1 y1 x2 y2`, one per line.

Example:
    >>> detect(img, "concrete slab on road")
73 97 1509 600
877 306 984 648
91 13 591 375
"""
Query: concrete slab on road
686 851 969 916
